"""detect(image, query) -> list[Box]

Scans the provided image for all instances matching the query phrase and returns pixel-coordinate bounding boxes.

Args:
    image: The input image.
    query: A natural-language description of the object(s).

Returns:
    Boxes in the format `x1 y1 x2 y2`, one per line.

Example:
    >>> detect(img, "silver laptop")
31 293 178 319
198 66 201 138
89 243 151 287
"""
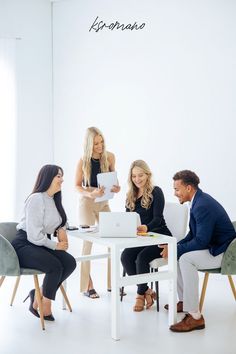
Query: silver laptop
99 212 139 238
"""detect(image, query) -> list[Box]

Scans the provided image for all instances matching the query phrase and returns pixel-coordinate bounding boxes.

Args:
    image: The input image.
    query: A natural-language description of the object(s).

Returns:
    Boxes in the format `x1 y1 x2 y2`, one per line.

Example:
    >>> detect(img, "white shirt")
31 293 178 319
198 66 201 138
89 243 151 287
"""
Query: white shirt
189 192 197 210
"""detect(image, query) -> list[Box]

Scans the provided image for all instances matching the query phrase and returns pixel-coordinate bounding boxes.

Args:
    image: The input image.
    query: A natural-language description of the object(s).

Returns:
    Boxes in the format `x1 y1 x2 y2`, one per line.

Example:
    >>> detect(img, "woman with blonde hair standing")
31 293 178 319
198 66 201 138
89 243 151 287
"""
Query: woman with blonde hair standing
75 127 120 298
121 160 172 311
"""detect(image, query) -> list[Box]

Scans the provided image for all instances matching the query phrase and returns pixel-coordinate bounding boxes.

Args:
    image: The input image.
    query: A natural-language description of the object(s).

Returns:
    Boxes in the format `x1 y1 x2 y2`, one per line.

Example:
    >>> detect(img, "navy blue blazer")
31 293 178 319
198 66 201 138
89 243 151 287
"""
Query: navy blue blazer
177 189 236 259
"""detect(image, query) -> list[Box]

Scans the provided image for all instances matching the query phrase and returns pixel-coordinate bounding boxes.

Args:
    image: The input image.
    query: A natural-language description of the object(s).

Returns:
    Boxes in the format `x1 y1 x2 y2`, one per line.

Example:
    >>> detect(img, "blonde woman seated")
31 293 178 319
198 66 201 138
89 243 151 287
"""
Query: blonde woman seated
121 160 172 311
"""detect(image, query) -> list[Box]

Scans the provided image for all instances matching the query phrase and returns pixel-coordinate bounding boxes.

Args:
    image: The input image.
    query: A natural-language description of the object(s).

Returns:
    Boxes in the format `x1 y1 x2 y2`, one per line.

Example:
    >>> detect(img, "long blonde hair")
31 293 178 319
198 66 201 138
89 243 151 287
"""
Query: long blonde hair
82 127 110 186
126 160 154 210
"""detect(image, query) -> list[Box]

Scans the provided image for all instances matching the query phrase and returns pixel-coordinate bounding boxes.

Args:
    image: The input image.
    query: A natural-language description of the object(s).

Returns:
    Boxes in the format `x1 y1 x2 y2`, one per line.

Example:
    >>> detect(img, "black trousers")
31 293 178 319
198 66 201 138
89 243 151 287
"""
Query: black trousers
12 230 76 300
121 245 163 295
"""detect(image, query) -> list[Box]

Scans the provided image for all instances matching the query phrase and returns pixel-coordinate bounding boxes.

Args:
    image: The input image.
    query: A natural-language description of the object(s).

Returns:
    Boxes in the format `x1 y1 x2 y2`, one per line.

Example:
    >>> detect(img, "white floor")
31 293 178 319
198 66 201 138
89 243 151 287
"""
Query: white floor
0 241 235 354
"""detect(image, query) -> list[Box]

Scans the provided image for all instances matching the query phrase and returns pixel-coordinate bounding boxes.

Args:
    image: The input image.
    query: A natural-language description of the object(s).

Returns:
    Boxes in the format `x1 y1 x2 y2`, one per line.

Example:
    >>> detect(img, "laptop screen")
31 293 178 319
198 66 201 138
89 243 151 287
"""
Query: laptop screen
99 212 139 237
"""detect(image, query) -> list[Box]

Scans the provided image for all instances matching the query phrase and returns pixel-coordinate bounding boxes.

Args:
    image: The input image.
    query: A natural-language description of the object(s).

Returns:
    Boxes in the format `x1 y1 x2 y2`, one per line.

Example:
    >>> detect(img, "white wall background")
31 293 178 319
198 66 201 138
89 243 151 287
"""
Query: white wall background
53 0 236 224
0 0 53 220
0 38 17 220
0 0 235 224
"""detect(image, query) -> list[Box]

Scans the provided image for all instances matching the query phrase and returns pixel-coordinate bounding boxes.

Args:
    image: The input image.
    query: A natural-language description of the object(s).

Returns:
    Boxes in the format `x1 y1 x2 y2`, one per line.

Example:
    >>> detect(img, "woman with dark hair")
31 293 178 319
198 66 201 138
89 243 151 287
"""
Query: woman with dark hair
11 164 76 321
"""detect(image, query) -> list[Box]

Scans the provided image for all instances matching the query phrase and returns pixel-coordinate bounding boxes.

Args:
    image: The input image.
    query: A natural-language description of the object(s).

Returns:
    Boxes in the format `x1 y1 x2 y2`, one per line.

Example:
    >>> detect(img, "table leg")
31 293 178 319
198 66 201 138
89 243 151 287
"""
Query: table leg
168 240 177 326
110 246 120 341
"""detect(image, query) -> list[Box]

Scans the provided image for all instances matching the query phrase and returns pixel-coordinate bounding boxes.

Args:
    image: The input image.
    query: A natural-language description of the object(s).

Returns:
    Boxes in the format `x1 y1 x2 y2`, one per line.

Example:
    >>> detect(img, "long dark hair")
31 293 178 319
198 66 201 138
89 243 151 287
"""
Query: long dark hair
31 164 67 229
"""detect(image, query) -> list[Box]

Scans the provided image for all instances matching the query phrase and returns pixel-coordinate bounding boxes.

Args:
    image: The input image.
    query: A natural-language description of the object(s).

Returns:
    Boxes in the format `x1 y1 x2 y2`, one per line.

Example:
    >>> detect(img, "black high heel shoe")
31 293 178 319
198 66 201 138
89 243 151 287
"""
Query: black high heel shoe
23 289 40 318
44 314 55 321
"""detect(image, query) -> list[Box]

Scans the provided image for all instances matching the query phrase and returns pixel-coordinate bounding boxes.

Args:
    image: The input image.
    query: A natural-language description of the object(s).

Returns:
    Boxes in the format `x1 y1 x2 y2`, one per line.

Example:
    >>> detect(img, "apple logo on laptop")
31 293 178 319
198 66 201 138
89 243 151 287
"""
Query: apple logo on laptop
115 222 120 228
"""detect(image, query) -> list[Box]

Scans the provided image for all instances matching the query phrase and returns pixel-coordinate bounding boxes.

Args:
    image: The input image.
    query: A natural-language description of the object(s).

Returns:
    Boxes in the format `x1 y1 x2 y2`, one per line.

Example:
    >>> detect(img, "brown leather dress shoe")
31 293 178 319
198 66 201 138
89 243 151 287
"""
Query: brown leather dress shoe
164 301 183 313
169 314 205 332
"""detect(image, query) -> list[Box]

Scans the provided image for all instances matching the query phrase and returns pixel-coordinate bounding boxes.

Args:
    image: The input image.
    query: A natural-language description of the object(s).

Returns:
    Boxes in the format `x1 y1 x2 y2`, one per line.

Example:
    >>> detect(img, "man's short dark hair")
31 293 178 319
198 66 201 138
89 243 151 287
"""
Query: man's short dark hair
173 170 200 189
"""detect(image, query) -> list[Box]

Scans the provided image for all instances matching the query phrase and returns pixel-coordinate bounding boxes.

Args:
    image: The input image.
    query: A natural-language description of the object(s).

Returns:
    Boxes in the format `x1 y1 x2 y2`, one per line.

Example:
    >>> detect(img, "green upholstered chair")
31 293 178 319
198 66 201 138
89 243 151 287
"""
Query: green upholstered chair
0 222 72 330
199 221 236 312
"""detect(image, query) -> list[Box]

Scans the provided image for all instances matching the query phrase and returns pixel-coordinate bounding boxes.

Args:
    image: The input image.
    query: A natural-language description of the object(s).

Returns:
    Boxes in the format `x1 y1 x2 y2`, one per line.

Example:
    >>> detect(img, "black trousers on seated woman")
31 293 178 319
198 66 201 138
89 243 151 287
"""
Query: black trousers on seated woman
12 230 76 300
121 229 172 295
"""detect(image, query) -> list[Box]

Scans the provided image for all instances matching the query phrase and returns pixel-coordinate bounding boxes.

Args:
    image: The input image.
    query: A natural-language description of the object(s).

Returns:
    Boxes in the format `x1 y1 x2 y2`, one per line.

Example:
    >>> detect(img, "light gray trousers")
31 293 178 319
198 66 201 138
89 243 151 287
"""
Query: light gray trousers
177 250 223 313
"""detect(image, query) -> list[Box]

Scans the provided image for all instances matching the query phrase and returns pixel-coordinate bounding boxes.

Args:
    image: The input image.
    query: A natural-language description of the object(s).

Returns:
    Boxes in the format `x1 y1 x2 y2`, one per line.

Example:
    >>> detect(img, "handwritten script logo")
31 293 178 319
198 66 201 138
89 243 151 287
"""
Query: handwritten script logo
89 16 145 33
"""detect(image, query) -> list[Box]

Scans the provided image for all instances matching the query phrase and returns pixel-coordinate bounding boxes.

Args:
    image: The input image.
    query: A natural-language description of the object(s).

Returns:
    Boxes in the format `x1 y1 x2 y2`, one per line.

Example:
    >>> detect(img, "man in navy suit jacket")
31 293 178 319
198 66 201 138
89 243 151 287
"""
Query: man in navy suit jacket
162 170 236 333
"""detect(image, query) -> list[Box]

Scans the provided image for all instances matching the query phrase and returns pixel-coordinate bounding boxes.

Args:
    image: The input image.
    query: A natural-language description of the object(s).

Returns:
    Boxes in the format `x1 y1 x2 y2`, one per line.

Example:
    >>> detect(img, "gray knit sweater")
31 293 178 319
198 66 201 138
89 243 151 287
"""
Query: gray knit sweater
17 192 62 250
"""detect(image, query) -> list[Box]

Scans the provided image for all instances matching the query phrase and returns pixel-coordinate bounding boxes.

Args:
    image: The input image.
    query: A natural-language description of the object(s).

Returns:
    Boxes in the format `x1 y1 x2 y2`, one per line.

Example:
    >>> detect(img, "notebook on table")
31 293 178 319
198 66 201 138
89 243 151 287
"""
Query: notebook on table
99 212 140 238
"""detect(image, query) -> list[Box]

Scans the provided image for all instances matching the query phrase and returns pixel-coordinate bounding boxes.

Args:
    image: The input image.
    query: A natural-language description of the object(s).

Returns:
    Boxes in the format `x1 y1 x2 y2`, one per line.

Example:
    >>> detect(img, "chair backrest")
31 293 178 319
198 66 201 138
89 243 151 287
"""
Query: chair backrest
0 222 18 243
164 202 188 241
0 222 20 276
221 220 236 275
